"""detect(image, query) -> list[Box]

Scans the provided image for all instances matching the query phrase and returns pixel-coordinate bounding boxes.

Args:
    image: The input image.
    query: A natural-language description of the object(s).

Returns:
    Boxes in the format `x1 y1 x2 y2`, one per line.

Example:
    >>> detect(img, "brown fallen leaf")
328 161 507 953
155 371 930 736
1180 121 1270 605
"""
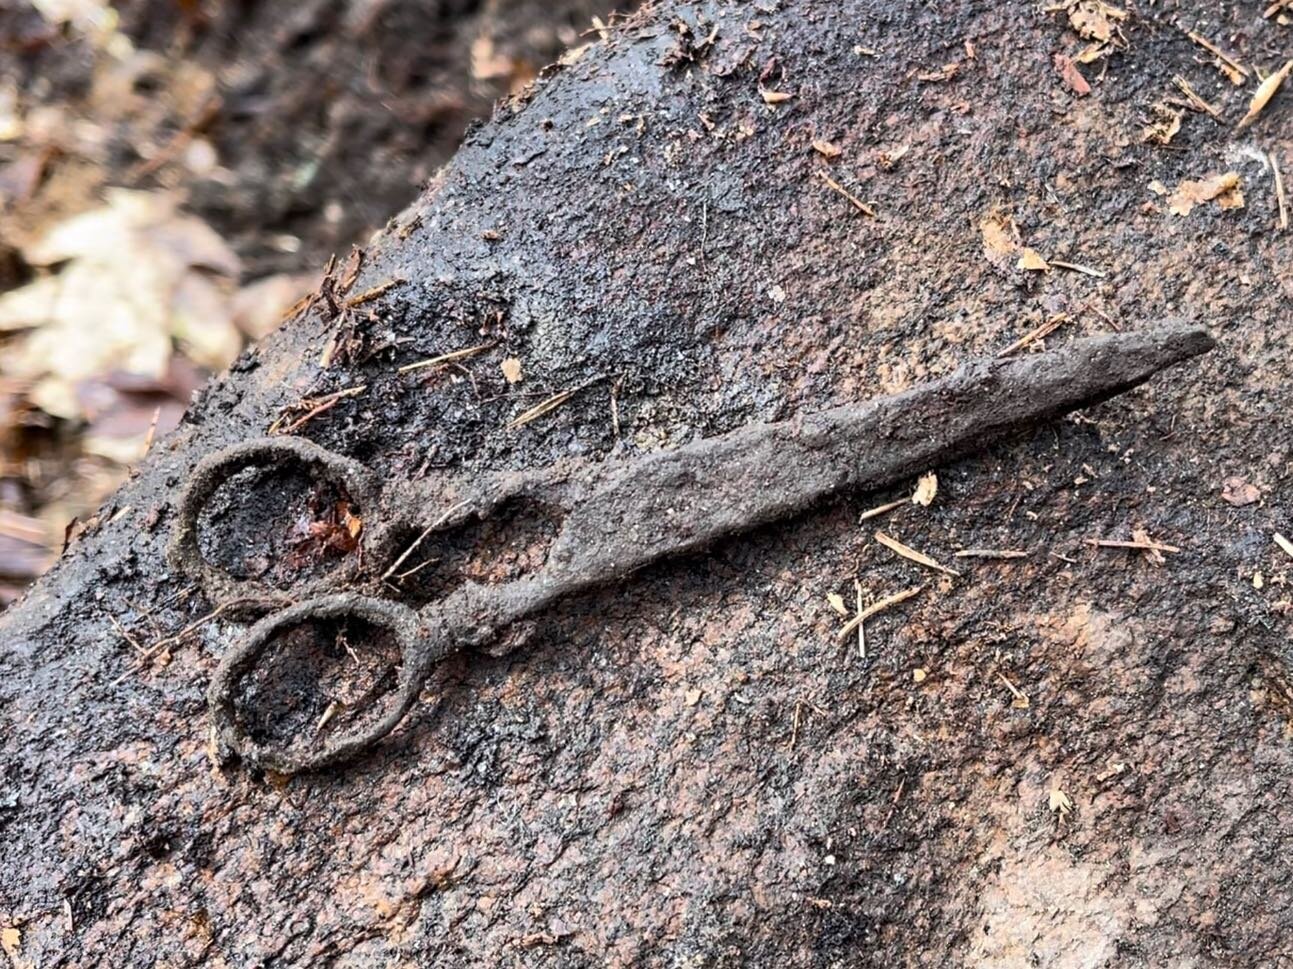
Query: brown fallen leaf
1068 0 1127 43
1237 59 1293 130
1222 476 1260 506
979 208 1029 273
1054 53 1092 96
1167 172 1244 216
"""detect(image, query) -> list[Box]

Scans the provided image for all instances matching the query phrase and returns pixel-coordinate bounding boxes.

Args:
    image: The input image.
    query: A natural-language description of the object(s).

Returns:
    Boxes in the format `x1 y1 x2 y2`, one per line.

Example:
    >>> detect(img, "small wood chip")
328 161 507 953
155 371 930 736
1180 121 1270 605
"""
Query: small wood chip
398 342 493 375
836 584 927 642
1237 59 1292 129
812 139 842 159
912 472 938 507
816 171 877 217
1018 247 1050 272
874 531 961 577
1275 533 1293 561
953 549 1029 560
760 89 793 104
501 357 524 383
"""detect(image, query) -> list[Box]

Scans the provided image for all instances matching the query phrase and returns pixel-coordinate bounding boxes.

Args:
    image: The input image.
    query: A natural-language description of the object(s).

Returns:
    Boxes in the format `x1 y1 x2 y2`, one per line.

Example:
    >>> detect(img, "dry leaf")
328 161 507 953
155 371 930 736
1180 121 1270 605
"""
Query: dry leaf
1068 0 1126 42
1018 247 1051 271
0 189 242 423
1054 53 1092 95
501 357 523 383
980 209 1021 266
912 472 938 507
826 591 848 616
1167 172 1243 216
812 139 842 159
1143 103 1183 145
1237 59 1292 129
1222 476 1260 506
1049 787 1074 817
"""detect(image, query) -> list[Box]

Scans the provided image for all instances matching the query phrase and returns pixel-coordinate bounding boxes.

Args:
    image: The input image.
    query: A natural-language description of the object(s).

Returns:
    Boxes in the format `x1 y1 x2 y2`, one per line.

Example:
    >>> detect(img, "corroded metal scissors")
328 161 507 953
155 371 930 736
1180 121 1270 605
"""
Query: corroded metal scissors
170 325 1212 774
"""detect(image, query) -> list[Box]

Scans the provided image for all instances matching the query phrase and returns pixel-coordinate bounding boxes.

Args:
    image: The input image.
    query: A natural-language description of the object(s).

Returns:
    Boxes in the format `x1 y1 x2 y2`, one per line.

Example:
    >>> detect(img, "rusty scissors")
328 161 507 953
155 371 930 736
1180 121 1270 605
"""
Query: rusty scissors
169 325 1211 774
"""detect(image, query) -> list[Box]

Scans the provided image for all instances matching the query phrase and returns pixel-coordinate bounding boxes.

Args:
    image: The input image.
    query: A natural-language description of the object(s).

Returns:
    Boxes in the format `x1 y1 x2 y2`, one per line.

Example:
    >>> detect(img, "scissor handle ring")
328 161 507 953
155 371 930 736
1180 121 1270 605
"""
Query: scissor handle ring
206 593 441 774
168 437 385 603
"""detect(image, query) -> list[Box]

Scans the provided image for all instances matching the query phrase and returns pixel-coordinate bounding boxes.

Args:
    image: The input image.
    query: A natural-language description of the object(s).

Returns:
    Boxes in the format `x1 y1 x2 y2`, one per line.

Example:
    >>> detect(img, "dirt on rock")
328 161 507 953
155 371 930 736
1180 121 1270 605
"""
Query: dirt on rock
2 0 1292 966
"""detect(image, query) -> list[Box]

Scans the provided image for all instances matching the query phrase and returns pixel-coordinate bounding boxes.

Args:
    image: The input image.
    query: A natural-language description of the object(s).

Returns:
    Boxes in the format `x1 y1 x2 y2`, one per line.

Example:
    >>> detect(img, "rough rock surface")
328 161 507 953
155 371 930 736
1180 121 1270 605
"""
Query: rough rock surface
2 0 1291 965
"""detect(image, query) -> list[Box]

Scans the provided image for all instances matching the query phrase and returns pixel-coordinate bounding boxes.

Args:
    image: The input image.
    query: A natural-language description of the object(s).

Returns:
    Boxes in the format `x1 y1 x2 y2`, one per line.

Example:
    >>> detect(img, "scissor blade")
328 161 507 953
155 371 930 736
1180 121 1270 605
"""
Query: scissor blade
541 324 1212 588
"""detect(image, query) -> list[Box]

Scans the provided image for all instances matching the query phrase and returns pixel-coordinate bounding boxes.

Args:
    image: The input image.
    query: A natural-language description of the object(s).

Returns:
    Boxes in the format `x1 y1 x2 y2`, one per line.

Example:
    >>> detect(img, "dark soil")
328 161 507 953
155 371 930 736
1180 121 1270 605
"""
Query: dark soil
2 0 1292 965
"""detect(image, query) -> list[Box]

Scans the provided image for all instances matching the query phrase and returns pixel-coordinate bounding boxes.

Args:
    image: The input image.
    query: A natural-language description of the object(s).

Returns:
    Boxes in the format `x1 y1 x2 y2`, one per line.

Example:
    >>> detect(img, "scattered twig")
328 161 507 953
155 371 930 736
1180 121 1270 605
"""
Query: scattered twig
816 170 877 217
1172 75 1222 118
397 342 493 375
110 601 250 687
1185 29 1250 85
345 277 405 308
505 376 605 430
1049 259 1107 278
143 406 162 453
854 579 866 658
130 93 223 179
859 497 907 522
379 502 468 583
998 671 1030 709
269 385 368 434
1275 533 1293 561
953 548 1029 560
1271 151 1288 232
1086 537 1181 553
874 531 961 577
997 314 1070 358
610 376 623 438
836 584 927 642
880 776 906 831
